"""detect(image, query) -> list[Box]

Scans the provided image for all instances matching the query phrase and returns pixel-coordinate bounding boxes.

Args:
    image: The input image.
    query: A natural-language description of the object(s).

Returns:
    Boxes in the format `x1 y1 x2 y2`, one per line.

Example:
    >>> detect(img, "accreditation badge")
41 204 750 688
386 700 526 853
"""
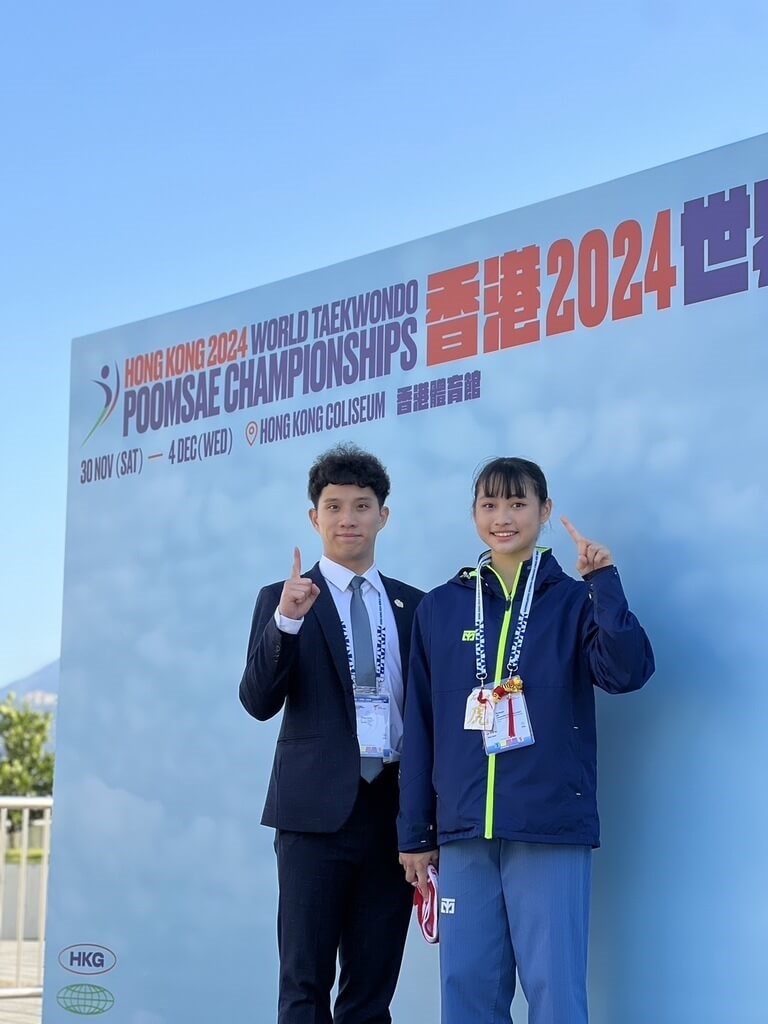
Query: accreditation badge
355 693 391 757
464 687 494 731
482 685 535 756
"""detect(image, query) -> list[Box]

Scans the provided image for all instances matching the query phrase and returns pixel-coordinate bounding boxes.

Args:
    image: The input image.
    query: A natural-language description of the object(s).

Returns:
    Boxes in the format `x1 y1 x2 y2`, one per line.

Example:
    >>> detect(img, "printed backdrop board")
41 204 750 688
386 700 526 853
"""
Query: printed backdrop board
48 134 767 1023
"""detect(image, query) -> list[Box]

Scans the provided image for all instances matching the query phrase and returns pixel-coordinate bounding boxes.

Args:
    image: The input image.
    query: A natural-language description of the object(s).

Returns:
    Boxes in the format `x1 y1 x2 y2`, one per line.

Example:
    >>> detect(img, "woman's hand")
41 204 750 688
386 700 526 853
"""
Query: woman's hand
561 517 614 576
399 850 439 897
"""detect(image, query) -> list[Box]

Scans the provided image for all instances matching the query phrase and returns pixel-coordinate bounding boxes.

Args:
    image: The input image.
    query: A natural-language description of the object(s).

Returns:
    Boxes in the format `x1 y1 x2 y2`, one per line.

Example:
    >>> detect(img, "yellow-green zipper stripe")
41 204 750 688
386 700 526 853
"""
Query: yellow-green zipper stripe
483 561 523 839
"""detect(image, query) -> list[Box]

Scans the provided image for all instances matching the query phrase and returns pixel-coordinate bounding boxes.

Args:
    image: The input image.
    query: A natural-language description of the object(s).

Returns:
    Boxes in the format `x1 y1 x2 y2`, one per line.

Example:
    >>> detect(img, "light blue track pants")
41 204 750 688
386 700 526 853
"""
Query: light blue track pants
438 839 591 1024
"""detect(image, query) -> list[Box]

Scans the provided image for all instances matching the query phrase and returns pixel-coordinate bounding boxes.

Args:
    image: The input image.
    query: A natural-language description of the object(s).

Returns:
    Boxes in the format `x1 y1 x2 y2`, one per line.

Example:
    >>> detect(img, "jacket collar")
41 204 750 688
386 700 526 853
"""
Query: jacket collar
452 548 564 596
318 555 385 596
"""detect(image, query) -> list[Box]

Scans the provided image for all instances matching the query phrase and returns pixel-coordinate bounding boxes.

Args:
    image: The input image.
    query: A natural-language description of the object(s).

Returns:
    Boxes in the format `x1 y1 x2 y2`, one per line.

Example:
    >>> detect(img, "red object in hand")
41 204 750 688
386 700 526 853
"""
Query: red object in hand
413 864 439 944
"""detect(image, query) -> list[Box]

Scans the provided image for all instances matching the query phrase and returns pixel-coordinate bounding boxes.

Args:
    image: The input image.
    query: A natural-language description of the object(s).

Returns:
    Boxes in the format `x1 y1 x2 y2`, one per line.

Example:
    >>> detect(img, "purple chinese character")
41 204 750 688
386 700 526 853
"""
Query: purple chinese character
430 378 447 408
447 375 464 404
464 370 481 401
681 185 750 304
413 382 430 412
754 178 767 288
396 386 413 416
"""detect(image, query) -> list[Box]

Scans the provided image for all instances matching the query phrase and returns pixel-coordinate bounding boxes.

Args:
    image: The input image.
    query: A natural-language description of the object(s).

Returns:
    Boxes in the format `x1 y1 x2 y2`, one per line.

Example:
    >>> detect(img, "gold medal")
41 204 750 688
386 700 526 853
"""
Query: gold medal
491 676 523 703
503 675 524 694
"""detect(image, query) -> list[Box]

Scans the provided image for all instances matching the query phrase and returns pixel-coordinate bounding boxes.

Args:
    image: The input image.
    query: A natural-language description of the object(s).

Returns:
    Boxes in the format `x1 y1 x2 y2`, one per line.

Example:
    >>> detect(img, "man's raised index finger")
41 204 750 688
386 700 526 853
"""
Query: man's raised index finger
292 546 302 578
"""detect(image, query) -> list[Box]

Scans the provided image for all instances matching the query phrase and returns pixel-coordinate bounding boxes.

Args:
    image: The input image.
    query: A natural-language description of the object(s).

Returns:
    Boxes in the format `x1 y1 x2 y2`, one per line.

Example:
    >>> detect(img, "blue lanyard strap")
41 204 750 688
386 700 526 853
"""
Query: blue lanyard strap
474 548 541 681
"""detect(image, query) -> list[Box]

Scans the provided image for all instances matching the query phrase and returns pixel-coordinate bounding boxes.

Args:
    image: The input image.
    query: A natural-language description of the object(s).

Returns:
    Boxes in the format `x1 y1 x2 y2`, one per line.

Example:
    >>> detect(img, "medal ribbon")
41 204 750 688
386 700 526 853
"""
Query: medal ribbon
474 548 542 736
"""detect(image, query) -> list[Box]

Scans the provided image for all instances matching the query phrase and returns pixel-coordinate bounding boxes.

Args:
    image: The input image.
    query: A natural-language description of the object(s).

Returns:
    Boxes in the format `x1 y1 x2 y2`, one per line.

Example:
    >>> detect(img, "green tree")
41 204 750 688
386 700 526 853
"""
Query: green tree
0 693 55 801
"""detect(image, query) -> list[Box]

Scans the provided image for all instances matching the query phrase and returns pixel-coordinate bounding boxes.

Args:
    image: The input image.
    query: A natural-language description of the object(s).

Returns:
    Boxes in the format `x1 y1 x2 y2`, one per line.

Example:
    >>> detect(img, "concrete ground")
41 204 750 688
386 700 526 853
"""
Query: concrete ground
0 940 43 1024
0 995 41 1024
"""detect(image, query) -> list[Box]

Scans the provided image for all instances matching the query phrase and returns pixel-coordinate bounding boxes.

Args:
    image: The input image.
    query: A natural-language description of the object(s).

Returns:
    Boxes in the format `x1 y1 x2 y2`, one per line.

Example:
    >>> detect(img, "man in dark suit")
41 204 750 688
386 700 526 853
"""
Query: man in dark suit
240 444 424 1024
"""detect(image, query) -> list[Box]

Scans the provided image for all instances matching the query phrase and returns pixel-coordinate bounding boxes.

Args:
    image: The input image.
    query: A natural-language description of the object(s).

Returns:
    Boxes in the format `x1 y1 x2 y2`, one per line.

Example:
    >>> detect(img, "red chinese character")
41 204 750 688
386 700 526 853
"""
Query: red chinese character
426 263 480 366
483 246 541 351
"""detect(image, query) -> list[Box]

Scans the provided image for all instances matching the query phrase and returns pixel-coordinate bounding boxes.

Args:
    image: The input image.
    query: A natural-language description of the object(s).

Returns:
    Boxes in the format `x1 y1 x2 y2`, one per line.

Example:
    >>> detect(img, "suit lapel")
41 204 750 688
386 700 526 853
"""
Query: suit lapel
380 575 412 689
307 564 357 728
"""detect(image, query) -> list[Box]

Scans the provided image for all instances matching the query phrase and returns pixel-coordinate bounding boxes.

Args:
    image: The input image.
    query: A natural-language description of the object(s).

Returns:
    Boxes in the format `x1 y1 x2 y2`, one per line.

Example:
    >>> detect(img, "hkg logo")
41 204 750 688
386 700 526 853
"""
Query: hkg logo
58 944 117 976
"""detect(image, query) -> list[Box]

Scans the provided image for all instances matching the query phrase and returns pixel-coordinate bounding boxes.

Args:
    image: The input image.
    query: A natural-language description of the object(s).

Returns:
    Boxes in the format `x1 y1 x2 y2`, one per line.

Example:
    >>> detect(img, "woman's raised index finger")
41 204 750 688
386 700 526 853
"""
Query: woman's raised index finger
292 547 302 578
560 516 584 542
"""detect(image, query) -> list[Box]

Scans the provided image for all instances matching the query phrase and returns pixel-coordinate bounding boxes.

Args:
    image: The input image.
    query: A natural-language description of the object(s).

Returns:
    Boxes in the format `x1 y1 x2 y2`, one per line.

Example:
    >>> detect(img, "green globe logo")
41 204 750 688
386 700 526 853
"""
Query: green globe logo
57 983 115 1015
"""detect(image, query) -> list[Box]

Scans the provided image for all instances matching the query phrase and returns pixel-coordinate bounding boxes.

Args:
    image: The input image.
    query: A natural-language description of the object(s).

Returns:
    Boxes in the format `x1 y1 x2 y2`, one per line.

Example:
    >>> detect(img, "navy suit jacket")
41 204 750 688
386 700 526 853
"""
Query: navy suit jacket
239 563 424 833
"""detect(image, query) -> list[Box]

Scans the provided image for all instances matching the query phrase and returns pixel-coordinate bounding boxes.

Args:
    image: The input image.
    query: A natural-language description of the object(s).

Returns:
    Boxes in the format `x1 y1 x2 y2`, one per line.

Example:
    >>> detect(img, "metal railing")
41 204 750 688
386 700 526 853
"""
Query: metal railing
0 796 52 999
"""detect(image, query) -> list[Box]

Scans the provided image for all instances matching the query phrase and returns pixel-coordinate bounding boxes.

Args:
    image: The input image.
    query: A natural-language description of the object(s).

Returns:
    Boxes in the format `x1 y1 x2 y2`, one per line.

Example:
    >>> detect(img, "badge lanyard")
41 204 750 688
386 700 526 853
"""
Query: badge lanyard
474 548 541 691
340 585 386 694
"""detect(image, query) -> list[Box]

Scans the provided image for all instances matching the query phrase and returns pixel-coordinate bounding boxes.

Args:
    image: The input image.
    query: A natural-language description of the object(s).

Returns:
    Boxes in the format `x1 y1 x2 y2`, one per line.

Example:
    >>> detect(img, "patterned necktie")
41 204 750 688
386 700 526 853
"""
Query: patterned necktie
349 576 383 782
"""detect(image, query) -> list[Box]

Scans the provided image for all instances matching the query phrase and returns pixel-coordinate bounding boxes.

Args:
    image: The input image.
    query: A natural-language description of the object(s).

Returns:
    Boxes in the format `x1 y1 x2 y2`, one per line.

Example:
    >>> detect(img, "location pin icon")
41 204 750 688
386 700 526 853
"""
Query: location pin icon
245 421 258 446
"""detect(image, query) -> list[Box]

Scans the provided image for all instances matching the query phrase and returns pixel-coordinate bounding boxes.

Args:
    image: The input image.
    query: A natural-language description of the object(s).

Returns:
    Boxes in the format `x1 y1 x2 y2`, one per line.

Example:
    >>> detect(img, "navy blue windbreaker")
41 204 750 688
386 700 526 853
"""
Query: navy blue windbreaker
397 551 654 852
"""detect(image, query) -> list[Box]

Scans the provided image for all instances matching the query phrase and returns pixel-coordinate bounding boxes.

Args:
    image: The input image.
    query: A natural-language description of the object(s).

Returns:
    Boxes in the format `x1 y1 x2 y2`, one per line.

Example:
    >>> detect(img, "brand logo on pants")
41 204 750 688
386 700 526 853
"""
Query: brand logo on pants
440 898 456 914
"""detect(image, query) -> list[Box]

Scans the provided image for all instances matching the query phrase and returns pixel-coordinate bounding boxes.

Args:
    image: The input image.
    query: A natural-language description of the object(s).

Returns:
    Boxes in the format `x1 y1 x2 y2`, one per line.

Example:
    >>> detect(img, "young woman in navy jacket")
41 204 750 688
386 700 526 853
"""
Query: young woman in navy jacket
398 457 654 1024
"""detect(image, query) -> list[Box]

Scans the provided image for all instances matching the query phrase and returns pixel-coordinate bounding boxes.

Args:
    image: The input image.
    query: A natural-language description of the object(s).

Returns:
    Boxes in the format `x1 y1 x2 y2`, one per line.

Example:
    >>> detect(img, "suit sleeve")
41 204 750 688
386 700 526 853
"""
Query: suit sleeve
239 584 300 721
397 599 438 852
580 566 655 694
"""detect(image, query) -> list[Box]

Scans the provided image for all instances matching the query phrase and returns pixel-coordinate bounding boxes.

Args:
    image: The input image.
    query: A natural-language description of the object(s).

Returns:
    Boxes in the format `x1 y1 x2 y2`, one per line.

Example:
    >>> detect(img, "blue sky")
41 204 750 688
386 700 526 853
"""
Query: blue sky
1 0 767 686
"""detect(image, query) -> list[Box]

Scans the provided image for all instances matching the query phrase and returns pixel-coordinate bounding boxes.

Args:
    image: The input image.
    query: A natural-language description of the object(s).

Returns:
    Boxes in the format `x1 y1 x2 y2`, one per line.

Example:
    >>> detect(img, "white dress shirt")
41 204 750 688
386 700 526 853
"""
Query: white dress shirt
274 555 405 760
